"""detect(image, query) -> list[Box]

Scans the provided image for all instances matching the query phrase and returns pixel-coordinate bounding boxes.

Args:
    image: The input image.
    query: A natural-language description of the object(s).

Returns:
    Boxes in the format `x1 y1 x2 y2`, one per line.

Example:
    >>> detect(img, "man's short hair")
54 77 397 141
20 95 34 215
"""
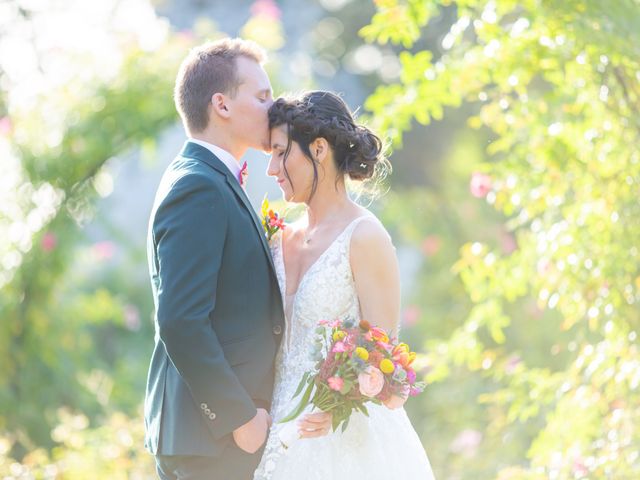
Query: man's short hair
174 38 266 134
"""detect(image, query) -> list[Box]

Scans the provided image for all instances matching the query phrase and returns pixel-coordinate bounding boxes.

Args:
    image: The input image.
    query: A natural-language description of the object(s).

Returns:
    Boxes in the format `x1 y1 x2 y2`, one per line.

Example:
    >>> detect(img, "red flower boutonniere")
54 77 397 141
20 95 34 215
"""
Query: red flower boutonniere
261 195 286 241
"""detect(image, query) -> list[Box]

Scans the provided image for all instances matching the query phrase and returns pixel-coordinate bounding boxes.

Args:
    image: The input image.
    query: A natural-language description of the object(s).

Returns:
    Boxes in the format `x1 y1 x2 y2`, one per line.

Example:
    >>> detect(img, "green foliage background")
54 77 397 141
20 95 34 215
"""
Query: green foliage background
1 1 638 479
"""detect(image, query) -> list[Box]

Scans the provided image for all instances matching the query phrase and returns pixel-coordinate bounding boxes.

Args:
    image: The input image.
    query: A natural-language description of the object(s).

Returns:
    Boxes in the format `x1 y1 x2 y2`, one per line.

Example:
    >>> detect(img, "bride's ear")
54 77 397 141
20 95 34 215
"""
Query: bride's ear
211 92 231 119
311 137 330 163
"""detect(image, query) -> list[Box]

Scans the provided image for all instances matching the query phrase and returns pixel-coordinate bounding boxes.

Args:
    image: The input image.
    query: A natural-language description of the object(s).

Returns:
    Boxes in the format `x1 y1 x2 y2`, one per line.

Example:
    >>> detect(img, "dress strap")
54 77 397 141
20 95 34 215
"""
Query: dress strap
342 214 380 246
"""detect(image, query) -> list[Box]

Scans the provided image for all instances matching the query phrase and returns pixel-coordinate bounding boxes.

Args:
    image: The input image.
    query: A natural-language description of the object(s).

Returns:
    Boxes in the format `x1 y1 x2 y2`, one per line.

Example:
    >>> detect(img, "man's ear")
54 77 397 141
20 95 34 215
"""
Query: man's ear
211 93 231 119
311 137 329 163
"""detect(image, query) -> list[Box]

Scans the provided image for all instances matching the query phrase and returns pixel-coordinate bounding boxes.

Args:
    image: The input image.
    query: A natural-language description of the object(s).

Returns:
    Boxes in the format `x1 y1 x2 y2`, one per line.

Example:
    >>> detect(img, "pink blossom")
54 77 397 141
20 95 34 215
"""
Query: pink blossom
500 231 517 254
402 305 420 328
332 341 348 353
572 459 588 478
384 385 409 409
536 258 552 275
358 366 385 397
250 0 281 20
421 235 442 257
92 241 115 261
406 368 417 384
376 340 392 352
469 172 492 198
176 30 195 41
505 355 522 375
449 429 482 456
41 232 57 252
327 377 344 391
124 304 141 331
0 117 11 136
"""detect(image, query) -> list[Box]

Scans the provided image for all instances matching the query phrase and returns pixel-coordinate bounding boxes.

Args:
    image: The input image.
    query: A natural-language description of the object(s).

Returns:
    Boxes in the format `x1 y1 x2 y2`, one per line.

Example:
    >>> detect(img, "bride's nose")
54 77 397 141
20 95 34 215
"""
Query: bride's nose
266 154 279 177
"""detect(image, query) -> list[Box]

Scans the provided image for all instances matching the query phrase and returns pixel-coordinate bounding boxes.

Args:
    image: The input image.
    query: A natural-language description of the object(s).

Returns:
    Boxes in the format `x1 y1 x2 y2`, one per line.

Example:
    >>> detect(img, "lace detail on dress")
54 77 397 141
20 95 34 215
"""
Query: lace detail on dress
254 215 434 480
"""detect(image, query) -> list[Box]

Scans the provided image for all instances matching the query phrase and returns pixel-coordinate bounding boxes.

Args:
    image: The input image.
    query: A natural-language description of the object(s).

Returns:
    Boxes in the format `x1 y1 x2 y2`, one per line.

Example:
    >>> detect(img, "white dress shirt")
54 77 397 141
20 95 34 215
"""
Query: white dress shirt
188 138 242 184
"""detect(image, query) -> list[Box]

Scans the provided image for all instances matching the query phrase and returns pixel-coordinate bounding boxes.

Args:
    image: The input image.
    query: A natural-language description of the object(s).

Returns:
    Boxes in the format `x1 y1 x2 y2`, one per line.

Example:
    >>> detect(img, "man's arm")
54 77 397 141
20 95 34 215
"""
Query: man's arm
153 173 258 441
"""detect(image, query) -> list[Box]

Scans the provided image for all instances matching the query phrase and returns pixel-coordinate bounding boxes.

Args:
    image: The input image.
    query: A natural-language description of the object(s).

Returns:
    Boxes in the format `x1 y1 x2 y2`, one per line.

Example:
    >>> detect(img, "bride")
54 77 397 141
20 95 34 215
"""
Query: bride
253 91 435 479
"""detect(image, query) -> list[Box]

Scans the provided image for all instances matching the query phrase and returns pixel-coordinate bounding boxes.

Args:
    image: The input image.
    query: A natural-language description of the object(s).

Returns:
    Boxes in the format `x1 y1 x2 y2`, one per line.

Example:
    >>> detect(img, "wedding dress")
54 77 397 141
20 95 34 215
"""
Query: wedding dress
254 215 435 480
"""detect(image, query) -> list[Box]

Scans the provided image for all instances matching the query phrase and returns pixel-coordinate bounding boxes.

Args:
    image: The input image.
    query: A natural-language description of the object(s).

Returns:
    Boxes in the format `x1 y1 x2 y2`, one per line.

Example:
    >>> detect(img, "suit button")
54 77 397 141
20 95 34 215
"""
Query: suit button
200 403 207 410
205 408 211 415
209 413 216 420
273 325 282 335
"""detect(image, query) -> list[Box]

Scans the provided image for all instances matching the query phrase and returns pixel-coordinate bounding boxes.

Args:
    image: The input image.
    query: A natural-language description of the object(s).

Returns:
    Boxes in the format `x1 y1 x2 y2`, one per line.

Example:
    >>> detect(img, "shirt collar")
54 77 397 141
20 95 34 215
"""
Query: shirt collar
188 138 241 182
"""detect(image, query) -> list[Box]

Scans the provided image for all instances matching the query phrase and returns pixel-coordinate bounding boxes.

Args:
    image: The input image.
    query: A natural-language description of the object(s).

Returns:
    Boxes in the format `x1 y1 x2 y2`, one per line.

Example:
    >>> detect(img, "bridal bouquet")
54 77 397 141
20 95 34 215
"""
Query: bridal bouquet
278 318 425 447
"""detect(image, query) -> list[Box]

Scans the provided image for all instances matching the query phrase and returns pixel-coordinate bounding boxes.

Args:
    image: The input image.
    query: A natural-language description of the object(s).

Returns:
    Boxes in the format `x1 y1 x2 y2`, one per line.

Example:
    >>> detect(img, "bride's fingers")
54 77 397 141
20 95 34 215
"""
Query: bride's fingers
302 412 331 423
298 426 330 438
297 417 331 431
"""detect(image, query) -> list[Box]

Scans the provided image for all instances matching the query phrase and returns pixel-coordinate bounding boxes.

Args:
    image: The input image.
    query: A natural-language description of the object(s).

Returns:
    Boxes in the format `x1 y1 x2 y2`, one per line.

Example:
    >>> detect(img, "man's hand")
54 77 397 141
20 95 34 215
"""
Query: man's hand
233 408 272 453
297 411 332 439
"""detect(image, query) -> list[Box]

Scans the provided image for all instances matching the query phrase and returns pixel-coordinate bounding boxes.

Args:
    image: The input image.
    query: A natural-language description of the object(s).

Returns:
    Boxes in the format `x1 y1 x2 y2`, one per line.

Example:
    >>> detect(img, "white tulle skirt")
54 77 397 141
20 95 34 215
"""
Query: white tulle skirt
253 402 435 480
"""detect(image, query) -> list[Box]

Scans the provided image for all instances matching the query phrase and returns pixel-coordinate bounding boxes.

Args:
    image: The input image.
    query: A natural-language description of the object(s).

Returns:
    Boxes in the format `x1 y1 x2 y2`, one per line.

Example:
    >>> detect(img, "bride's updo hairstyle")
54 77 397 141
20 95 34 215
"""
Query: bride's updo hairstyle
268 90 390 201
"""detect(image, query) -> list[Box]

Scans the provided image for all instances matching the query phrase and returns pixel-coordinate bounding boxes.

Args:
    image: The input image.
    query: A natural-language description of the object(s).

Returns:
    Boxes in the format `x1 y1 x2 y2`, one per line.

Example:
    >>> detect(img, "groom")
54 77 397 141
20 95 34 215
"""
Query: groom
144 38 284 479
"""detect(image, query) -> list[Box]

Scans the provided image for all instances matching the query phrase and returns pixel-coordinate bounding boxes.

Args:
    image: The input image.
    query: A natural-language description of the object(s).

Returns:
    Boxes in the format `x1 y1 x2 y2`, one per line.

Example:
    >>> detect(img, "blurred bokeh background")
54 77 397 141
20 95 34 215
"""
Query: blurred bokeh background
1 0 639 478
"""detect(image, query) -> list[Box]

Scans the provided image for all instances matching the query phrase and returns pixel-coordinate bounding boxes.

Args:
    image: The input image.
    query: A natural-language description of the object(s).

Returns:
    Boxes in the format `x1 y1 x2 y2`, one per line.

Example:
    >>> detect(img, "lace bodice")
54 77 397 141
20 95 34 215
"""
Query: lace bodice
253 214 435 480
253 216 370 476
272 216 369 390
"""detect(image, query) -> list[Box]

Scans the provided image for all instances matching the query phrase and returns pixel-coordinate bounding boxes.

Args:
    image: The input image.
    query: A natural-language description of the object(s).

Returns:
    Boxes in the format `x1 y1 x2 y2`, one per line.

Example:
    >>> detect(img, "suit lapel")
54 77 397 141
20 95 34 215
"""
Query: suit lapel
223 175 277 274
179 141 277 275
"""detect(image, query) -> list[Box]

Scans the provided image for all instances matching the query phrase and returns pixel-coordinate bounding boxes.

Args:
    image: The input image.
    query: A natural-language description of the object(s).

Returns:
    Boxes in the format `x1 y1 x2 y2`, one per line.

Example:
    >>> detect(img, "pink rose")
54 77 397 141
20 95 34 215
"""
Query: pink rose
358 366 385 398
327 377 344 391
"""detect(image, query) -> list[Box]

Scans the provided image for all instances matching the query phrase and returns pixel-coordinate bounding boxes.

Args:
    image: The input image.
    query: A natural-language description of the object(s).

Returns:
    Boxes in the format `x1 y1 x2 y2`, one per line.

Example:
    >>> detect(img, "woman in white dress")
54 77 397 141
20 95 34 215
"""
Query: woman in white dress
253 91 435 480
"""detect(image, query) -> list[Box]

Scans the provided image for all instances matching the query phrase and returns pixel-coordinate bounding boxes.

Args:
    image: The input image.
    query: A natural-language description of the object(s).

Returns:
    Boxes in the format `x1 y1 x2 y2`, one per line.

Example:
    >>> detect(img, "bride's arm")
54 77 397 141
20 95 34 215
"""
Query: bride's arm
350 219 401 335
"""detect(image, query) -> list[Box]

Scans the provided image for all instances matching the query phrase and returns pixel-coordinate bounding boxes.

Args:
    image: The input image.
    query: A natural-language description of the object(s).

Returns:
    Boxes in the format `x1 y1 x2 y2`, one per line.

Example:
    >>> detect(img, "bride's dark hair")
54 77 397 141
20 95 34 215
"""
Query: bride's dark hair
268 91 390 201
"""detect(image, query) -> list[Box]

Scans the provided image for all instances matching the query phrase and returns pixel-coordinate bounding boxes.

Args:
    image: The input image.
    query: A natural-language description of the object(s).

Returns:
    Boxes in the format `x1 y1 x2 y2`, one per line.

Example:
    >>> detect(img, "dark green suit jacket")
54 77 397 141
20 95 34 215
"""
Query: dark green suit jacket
144 141 284 458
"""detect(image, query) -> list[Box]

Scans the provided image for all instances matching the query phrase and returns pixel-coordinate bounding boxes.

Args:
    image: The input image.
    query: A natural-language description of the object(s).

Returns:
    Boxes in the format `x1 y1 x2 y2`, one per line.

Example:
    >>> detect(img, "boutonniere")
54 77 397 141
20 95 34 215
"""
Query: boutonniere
261 195 286 241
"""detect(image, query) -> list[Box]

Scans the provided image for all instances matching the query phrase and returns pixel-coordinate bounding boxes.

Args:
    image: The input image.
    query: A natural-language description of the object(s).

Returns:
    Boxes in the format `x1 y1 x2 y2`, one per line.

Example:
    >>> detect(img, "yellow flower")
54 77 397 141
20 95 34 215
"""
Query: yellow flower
379 358 395 374
392 343 410 356
332 330 346 342
261 195 270 218
408 351 417 365
355 347 369 361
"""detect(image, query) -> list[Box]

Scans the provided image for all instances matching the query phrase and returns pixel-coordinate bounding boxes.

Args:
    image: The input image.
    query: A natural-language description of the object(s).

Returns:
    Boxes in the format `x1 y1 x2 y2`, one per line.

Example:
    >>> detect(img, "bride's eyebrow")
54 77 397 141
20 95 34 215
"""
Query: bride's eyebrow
271 143 285 150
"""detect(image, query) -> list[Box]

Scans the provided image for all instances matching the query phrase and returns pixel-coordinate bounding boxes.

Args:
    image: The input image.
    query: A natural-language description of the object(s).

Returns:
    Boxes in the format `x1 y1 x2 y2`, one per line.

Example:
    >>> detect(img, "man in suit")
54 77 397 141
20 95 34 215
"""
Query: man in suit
144 38 284 479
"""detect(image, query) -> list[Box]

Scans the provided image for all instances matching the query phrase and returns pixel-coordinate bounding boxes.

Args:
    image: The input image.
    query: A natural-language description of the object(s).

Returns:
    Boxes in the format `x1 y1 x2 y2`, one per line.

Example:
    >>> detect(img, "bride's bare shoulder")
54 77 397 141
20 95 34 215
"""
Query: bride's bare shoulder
350 210 395 255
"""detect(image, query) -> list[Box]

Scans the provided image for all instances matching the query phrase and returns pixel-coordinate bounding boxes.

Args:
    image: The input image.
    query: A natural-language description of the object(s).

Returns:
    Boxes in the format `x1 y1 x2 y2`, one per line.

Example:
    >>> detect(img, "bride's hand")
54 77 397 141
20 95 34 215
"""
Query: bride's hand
297 411 332 439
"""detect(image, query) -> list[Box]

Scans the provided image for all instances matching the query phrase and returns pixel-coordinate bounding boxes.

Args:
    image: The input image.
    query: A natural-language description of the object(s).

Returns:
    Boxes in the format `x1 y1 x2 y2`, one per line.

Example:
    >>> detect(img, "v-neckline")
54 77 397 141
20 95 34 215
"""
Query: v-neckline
280 215 368 298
